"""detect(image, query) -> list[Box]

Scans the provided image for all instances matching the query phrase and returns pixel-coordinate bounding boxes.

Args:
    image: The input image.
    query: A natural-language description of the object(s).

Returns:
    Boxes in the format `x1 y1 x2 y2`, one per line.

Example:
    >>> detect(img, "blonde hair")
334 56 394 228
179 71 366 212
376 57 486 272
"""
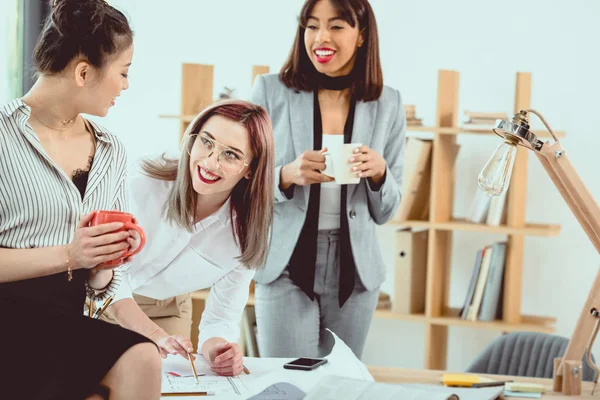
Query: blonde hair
142 100 275 269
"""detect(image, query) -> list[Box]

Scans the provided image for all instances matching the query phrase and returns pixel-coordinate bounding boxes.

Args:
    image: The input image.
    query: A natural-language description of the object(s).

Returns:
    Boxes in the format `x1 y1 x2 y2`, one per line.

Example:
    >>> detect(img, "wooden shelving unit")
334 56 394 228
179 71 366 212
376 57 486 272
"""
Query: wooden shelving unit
395 70 563 370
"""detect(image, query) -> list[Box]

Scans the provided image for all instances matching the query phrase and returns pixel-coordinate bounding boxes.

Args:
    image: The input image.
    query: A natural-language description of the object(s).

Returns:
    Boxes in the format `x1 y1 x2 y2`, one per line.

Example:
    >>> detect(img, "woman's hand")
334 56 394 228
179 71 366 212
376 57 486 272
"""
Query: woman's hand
348 145 387 184
150 328 194 359
207 341 243 376
68 212 131 270
122 219 142 264
280 149 334 190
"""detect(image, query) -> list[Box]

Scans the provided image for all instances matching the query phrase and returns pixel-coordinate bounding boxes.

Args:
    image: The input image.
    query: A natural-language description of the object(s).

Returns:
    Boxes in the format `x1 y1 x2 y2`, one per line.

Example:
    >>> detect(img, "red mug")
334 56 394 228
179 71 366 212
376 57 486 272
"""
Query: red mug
89 210 146 269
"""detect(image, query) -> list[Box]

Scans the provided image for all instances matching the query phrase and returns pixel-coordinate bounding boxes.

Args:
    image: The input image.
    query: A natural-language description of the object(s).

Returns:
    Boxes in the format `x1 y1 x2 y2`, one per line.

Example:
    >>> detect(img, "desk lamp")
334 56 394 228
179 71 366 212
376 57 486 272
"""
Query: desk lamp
478 109 600 396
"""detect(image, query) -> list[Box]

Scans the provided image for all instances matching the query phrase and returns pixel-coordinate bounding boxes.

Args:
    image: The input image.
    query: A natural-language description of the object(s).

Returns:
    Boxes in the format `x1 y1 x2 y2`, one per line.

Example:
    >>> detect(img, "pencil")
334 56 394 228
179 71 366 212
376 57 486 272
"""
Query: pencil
89 298 94 318
189 353 199 383
93 295 114 319
243 365 250 375
162 392 214 397
472 380 513 388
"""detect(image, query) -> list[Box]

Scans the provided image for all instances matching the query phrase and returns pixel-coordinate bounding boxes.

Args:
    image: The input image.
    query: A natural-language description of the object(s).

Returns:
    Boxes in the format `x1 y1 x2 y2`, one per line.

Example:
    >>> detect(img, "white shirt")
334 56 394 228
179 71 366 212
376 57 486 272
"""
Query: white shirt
318 134 343 230
113 173 254 349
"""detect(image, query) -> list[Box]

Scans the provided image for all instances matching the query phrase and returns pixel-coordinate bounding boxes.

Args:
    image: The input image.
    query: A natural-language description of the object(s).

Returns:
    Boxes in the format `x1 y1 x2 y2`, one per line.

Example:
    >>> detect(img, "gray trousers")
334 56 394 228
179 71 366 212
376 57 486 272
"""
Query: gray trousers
255 229 380 359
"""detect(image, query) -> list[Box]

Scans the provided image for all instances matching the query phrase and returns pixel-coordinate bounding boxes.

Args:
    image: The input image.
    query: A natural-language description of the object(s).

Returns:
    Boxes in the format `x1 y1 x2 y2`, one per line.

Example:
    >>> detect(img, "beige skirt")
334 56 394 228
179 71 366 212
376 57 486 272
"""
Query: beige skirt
99 293 193 338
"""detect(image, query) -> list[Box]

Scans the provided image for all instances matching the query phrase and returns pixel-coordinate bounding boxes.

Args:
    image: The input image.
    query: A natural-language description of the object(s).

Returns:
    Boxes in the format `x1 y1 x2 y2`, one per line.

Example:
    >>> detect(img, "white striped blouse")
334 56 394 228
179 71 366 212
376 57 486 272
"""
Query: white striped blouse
0 98 128 300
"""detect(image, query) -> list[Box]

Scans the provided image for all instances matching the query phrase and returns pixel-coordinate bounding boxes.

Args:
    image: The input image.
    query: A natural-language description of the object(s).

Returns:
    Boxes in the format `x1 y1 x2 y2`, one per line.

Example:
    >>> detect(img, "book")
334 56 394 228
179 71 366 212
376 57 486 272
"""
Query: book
486 190 508 226
459 249 484 320
377 291 392 310
463 111 508 121
467 189 492 224
478 242 507 321
466 245 493 321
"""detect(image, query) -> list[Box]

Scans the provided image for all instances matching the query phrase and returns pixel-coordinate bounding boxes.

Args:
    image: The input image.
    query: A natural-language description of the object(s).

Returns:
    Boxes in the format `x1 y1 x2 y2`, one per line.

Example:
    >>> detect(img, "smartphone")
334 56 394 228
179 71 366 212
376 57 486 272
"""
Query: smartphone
283 357 328 371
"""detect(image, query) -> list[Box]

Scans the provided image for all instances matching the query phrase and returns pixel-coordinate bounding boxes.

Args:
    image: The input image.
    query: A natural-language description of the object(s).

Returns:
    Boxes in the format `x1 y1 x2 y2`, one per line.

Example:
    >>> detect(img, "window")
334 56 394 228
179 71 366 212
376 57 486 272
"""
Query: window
1 0 21 102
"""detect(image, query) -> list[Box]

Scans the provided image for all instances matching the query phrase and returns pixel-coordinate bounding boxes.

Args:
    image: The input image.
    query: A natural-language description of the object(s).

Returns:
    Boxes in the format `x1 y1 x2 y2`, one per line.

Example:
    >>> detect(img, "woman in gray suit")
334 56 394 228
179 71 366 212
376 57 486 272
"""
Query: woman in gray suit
251 0 405 359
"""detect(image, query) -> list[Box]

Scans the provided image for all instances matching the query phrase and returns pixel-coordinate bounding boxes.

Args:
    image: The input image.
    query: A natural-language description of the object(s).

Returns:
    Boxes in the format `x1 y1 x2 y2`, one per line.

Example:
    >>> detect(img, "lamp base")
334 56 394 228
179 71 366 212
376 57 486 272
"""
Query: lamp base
554 357 582 396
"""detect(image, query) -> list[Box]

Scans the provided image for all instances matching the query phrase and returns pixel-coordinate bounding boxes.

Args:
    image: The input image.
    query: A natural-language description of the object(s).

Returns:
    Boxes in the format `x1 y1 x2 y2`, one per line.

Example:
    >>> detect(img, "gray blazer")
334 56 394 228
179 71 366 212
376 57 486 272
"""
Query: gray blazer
251 73 406 291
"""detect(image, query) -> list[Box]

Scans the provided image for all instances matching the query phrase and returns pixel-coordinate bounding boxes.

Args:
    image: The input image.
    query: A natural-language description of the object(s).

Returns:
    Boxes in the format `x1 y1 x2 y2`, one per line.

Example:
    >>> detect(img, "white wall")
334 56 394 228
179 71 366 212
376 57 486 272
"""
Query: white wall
105 0 600 370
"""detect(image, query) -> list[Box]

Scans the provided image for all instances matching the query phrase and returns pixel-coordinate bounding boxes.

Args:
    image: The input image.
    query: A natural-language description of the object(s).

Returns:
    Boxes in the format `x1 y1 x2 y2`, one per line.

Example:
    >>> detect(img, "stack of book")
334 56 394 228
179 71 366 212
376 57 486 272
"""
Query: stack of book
460 242 507 321
405 104 423 126
463 111 508 129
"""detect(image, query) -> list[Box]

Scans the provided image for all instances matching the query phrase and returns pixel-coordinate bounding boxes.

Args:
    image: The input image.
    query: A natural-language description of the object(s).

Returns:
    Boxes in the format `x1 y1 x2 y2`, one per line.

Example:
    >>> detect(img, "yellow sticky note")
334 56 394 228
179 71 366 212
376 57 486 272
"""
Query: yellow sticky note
442 373 481 387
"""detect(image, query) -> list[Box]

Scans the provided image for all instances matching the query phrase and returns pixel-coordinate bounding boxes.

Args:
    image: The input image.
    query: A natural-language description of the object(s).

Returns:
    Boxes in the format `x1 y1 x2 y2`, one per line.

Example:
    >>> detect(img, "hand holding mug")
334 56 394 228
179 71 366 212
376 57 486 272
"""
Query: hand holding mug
348 145 387 184
280 149 334 190
67 212 132 270
88 210 146 269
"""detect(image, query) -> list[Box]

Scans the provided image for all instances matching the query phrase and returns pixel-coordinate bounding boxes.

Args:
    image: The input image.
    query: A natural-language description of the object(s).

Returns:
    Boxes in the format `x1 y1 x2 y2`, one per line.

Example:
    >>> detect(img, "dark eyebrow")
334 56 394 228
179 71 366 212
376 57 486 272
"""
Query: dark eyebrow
307 16 346 23
124 62 132 67
201 131 245 155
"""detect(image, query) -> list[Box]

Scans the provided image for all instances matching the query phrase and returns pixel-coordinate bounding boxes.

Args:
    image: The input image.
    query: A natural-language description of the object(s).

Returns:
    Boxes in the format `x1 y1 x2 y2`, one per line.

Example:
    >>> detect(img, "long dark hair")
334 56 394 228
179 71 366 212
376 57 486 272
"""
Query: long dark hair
33 0 133 75
279 0 383 101
142 101 275 270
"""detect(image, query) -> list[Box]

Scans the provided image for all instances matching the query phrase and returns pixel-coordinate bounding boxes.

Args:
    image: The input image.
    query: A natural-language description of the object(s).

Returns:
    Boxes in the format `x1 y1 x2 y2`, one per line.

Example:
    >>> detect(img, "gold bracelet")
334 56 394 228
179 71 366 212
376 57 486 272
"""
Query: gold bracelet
65 245 72 282
147 327 162 338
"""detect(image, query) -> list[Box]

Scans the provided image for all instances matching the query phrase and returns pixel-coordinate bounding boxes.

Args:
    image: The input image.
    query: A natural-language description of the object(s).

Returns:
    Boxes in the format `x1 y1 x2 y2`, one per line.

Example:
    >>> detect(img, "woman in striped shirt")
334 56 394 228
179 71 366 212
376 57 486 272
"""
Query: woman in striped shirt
0 1 160 399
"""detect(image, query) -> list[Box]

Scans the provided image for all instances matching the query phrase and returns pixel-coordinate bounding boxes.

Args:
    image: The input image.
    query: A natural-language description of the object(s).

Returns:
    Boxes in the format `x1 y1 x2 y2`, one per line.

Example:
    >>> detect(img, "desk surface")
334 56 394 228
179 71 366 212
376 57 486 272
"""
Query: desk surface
368 366 598 399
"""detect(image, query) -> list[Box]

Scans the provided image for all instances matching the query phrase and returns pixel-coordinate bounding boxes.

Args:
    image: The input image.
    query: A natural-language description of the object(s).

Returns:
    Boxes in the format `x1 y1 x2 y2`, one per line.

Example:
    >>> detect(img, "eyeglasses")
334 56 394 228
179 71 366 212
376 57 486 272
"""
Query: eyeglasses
185 132 249 175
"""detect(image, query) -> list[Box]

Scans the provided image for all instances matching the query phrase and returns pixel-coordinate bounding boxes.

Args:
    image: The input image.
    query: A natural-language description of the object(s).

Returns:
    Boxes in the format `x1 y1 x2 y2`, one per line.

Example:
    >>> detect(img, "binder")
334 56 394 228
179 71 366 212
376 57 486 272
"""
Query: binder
392 229 428 314
394 138 433 222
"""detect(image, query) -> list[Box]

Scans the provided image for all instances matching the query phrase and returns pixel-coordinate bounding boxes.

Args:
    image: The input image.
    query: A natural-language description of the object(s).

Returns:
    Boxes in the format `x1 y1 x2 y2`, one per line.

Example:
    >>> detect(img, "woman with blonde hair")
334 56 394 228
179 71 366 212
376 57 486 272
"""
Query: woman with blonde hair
105 100 274 376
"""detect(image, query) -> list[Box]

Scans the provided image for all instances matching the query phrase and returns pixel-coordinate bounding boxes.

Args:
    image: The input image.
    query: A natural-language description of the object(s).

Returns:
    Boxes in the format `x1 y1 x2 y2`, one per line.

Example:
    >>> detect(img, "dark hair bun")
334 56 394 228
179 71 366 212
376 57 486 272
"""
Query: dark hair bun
34 0 133 73
51 0 107 37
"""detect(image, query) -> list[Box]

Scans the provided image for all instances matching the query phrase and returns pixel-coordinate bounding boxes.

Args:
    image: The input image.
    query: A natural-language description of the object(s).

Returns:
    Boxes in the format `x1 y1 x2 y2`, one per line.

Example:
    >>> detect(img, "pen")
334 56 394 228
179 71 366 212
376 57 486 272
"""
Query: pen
162 392 214 397
243 365 250 375
93 295 114 319
189 352 199 383
472 380 513 388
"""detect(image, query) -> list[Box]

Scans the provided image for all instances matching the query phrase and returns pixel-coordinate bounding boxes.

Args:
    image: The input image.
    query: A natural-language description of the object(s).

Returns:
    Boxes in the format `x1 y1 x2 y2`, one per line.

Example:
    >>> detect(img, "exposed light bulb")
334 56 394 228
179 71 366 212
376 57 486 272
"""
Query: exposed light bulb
477 137 518 196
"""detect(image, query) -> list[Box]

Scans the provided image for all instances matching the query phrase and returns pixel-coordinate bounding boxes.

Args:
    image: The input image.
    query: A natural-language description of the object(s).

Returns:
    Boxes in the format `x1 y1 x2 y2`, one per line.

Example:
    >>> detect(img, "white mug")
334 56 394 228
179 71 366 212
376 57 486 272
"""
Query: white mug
322 143 362 185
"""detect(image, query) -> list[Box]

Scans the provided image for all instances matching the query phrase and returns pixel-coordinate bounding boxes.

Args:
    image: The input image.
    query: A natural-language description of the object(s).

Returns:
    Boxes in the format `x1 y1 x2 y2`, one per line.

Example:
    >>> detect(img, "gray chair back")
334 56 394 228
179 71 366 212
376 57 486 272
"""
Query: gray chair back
466 332 597 382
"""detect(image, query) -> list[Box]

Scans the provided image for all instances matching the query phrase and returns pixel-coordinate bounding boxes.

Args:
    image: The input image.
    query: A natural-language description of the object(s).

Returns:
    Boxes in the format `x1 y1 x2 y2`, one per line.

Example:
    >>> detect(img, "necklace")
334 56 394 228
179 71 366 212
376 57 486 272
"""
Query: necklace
30 94 78 127
30 110 75 131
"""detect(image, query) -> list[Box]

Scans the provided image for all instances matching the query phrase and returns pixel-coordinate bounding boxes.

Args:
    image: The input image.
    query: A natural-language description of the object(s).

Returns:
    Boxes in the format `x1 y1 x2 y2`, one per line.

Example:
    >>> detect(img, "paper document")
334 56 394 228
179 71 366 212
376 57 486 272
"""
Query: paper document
304 377 504 400
161 374 249 396
161 355 251 396
247 382 306 400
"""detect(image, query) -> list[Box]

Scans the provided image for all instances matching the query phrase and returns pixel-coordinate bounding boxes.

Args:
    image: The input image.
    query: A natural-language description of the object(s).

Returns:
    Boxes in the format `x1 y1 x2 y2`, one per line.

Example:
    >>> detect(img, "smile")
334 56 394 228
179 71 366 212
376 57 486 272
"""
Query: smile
314 48 336 63
198 166 221 184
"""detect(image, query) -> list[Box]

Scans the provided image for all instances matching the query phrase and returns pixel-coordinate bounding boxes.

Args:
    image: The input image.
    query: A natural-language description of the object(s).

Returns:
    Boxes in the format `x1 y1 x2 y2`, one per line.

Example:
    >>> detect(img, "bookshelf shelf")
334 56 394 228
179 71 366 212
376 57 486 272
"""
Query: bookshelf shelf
407 125 565 139
390 70 564 371
388 219 561 237
373 309 556 334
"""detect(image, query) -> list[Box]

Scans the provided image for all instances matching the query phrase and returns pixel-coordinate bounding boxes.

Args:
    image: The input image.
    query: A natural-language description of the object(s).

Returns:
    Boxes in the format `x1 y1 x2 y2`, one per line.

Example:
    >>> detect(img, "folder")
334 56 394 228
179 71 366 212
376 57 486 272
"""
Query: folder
392 229 428 314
